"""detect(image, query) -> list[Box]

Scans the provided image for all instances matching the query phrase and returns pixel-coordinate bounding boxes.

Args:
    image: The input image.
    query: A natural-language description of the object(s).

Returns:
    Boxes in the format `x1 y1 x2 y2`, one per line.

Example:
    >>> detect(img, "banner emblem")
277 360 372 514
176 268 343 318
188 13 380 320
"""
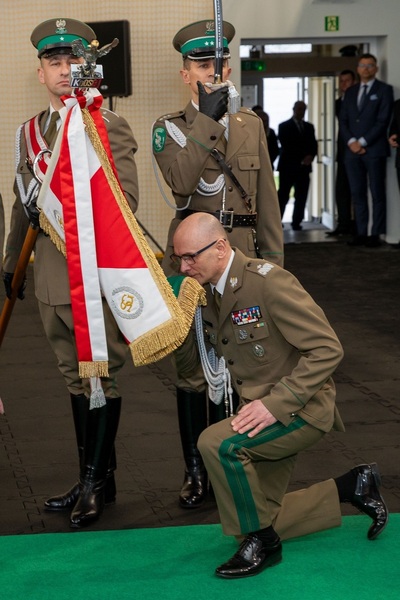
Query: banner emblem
112 286 144 319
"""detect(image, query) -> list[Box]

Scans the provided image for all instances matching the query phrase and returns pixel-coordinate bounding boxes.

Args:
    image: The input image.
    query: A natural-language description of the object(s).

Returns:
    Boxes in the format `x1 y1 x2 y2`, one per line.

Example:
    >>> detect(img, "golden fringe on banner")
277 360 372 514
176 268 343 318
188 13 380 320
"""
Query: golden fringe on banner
82 109 206 367
39 212 67 258
79 360 109 379
130 277 206 366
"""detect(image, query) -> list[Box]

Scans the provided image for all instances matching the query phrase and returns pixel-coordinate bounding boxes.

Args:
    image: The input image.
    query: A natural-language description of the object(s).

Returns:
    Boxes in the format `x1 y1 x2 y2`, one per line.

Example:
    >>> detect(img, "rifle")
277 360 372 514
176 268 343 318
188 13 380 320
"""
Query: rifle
0 224 39 347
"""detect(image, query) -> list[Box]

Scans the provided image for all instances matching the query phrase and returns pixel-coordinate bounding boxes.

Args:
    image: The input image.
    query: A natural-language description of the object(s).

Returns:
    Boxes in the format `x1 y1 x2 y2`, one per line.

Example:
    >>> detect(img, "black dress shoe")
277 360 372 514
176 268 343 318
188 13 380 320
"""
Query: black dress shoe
347 235 367 246
365 235 382 248
351 463 389 540
291 224 303 231
326 227 350 237
215 534 282 579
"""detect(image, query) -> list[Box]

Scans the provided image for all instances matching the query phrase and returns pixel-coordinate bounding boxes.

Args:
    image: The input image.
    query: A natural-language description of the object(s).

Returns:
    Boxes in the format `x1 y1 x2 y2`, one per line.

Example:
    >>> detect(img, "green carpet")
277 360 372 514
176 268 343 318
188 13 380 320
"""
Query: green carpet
1 515 398 600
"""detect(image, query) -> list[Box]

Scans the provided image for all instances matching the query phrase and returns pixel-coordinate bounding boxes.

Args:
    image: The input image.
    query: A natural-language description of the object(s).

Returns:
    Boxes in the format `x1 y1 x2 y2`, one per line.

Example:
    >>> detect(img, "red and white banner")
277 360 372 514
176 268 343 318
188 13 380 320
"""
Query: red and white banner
37 90 205 389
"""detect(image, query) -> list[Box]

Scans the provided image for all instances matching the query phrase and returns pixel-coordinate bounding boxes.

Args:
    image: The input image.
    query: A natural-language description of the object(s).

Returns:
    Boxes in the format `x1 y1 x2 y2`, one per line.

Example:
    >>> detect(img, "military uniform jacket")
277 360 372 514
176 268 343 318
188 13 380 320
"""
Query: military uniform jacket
4 107 139 306
153 102 283 272
175 248 345 434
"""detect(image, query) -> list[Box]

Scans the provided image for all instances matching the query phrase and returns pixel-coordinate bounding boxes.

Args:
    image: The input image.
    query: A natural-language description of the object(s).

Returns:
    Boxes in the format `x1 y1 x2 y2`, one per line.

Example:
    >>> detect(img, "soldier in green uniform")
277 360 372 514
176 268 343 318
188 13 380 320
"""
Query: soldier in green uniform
2 18 139 528
172 212 388 578
152 20 284 509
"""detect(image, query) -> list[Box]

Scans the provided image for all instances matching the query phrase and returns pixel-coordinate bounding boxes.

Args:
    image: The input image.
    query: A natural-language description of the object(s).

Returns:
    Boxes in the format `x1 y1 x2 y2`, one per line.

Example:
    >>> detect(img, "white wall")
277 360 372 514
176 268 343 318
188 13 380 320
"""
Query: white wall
1 0 399 249
224 0 400 242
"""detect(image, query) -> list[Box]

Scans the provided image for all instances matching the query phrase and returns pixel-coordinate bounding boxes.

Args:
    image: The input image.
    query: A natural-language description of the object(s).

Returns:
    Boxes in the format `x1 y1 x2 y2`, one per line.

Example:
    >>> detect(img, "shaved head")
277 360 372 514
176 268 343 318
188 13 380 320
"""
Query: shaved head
175 212 227 247
173 213 232 285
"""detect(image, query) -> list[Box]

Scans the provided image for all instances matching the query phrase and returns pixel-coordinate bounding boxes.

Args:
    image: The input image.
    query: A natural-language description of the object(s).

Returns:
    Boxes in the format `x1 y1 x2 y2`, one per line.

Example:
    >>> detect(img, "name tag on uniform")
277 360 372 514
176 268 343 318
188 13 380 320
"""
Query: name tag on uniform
231 306 262 326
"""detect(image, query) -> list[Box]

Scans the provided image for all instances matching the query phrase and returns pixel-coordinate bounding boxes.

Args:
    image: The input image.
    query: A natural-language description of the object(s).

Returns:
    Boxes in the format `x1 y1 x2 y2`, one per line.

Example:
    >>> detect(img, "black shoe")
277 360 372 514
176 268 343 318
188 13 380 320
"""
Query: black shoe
215 534 282 579
347 235 367 246
351 463 389 540
365 235 382 248
70 476 106 528
291 224 302 231
44 475 116 511
179 467 208 508
326 227 349 237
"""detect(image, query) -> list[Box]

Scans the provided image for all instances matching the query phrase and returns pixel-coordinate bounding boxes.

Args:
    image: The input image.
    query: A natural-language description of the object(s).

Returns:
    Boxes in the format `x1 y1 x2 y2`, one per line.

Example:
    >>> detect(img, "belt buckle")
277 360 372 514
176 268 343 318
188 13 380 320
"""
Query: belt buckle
219 210 234 231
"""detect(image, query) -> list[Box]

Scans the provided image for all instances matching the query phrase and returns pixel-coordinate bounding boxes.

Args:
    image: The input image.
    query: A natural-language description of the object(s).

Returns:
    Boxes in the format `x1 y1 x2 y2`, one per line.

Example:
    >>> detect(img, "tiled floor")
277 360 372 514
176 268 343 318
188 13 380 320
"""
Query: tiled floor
1 235 399 535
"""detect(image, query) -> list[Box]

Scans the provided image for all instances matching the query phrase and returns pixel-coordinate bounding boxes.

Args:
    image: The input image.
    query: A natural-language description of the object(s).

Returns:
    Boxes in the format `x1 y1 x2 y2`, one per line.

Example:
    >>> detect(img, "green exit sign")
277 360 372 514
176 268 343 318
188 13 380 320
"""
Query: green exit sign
325 16 339 32
241 60 266 72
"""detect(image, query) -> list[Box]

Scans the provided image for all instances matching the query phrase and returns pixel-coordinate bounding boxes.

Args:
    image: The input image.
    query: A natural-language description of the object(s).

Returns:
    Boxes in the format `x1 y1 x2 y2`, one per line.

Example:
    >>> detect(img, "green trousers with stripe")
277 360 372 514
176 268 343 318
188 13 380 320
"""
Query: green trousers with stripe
198 416 342 538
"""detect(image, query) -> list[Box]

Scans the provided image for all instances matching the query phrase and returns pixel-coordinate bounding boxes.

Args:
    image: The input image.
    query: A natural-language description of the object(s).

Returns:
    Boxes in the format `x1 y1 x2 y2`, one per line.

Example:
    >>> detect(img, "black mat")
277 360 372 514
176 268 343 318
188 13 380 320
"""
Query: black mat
1 239 399 535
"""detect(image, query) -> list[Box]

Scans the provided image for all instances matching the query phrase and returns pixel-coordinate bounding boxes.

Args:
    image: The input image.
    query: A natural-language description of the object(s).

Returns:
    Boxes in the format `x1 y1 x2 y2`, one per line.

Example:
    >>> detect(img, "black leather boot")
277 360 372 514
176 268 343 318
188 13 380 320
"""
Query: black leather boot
70 397 121 528
44 394 117 511
350 463 389 539
177 388 208 509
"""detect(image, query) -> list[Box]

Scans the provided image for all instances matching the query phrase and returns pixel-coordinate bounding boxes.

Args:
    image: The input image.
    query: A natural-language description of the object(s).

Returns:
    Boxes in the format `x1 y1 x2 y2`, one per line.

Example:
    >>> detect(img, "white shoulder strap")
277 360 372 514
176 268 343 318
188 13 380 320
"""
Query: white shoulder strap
165 120 187 148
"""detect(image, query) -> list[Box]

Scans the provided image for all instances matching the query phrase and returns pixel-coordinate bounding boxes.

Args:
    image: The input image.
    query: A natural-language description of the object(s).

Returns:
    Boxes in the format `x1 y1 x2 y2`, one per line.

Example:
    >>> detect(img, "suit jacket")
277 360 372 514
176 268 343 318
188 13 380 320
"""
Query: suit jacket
339 79 394 157
175 248 345 434
266 127 279 167
389 98 400 168
4 107 139 305
153 103 283 272
335 96 348 163
277 118 318 173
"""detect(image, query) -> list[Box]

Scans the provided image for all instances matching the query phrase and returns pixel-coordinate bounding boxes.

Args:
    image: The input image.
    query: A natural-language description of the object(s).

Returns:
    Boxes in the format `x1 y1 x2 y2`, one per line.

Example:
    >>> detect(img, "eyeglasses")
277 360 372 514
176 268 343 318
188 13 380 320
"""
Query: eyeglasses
357 63 376 69
170 239 220 267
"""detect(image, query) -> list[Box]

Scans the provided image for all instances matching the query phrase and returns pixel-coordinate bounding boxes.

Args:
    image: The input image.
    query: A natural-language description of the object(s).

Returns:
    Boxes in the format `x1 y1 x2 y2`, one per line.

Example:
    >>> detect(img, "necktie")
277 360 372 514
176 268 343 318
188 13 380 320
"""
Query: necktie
214 290 222 312
44 111 60 145
297 120 304 134
358 85 368 110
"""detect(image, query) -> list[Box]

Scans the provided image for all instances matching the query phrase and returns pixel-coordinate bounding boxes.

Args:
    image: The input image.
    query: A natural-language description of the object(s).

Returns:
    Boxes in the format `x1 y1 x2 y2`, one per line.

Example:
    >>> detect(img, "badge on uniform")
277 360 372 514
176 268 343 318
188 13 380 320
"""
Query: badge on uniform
153 127 166 152
231 305 262 326
253 344 265 357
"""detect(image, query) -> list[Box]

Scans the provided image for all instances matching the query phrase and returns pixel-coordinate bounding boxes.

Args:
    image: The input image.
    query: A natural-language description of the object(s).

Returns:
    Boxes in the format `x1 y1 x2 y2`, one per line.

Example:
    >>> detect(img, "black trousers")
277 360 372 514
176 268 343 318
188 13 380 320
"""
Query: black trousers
278 165 311 227
335 160 353 233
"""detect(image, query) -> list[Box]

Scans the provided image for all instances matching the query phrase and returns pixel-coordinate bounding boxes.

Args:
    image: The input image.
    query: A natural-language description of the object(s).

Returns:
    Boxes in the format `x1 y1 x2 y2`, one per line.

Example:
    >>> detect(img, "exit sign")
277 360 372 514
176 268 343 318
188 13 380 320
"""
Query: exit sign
325 16 339 32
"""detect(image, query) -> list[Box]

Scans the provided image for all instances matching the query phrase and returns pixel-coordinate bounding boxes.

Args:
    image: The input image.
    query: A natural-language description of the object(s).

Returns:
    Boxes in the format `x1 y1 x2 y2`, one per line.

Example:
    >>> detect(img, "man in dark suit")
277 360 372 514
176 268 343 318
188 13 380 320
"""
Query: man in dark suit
326 69 356 237
388 98 400 190
339 53 394 247
277 101 318 231
388 99 400 248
